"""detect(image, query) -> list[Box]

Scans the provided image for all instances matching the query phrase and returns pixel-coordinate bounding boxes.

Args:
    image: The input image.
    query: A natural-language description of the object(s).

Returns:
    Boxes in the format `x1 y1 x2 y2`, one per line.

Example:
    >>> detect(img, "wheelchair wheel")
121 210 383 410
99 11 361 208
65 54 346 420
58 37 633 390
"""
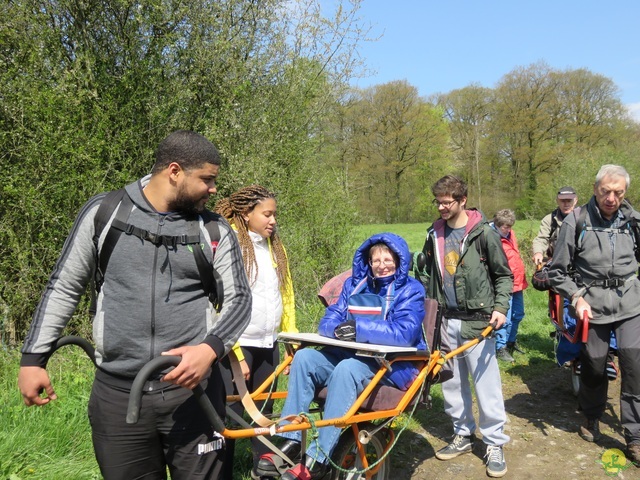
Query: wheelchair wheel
329 422 390 480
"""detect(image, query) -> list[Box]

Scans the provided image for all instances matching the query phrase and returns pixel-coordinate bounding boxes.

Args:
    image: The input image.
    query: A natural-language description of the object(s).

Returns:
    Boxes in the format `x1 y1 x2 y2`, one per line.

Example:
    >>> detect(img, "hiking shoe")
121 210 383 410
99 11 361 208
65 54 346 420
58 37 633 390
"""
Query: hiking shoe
507 341 525 355
626 443 640 467
579 418 601 442
435 434 475 460
606 360 618 381
496 347 515 363
485 445 507 478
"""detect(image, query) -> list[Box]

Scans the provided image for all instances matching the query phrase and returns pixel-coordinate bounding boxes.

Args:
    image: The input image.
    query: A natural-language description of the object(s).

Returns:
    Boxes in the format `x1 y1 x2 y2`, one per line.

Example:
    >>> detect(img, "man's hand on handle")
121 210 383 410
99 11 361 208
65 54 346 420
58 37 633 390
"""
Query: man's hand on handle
161 343 218 390
533 252 544 266
573 296 593 320
489 310 507 330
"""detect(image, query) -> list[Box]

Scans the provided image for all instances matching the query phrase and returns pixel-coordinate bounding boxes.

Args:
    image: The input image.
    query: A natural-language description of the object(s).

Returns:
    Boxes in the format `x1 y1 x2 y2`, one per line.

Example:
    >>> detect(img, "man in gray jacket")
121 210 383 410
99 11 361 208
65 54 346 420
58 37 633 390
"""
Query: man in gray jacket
548 164 640 465
18 130 252 479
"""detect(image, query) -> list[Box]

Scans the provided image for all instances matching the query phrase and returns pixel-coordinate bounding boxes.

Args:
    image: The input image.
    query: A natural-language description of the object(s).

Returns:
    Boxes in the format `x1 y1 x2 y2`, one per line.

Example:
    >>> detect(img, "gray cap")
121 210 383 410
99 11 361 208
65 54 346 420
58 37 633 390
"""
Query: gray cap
557 186 577 200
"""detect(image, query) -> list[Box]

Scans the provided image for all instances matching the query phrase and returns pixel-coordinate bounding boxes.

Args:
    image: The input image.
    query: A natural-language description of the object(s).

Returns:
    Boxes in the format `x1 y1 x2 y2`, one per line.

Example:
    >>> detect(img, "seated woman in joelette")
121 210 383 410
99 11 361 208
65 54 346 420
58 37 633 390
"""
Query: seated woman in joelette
257 232 426 480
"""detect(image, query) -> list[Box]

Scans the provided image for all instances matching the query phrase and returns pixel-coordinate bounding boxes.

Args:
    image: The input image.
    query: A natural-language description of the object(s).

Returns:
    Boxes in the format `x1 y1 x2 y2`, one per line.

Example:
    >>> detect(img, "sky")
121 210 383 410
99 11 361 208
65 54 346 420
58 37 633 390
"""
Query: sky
350 0 640 121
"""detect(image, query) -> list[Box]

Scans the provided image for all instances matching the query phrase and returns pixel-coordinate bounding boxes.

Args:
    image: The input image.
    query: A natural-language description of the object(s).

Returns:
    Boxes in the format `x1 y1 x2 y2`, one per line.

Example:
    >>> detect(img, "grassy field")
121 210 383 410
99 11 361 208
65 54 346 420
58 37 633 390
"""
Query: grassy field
0 221 556 480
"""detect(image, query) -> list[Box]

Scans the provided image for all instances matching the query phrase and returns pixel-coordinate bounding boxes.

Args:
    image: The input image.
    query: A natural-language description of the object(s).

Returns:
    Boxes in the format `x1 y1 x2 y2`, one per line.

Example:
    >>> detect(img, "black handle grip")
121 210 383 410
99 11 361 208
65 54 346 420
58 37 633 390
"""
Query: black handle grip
51 336 97 365
125 355 226 433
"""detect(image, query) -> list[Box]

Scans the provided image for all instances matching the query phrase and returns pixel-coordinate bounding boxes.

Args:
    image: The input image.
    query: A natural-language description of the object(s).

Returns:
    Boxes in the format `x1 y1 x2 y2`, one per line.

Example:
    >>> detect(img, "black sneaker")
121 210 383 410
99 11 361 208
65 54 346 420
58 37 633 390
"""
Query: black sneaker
435 434 475 460
485 444 507 477
496 347 514 363
573 361 581 375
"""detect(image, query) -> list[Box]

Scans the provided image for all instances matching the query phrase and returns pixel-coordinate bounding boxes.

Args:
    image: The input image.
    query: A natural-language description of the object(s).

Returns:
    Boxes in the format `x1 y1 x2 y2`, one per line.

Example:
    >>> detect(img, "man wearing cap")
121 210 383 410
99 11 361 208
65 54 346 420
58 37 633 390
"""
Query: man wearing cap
532 186 578 266
548 165 640 464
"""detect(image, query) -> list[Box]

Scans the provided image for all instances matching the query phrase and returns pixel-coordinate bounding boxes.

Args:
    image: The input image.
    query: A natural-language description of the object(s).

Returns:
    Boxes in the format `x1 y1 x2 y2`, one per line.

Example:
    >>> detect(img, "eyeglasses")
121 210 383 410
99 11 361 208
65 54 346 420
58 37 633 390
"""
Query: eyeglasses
432 199 458 208
370 259 396 268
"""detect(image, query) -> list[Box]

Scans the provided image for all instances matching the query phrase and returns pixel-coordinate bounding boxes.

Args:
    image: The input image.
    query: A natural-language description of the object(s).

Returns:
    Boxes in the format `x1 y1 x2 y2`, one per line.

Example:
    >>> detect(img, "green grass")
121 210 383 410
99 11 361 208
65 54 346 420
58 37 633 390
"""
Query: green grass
0 221 555 480
0 347 100 479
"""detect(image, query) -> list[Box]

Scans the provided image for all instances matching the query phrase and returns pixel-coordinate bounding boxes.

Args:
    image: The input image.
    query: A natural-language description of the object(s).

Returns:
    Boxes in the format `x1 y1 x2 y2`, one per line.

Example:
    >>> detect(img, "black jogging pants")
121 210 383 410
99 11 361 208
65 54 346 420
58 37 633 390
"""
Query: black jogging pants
88 365 227 480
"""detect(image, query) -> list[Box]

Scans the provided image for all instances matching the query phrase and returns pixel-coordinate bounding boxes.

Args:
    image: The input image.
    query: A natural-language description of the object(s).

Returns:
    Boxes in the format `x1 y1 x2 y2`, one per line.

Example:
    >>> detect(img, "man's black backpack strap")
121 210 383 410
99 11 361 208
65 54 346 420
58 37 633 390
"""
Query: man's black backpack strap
573 205 640 262
192 215 224 313
92 189 223 312
630 217 640 263
573 206 588 254
546 208 562 258
93 189 130 291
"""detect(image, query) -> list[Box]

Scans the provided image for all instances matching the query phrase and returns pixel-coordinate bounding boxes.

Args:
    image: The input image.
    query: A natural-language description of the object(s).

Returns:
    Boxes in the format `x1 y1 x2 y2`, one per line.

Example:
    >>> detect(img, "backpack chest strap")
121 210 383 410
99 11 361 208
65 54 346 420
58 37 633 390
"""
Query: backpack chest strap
110 218 201 248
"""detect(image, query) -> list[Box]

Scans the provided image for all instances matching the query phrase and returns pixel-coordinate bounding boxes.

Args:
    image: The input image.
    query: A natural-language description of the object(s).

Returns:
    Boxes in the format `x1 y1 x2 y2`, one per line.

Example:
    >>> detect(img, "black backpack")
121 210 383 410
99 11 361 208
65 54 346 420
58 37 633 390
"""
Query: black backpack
91 189 224 313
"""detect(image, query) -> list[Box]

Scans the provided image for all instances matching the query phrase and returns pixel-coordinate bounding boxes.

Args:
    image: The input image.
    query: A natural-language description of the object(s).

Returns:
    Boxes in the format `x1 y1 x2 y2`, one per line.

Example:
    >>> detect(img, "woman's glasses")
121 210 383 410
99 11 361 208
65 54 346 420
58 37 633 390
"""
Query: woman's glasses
370 259 396 268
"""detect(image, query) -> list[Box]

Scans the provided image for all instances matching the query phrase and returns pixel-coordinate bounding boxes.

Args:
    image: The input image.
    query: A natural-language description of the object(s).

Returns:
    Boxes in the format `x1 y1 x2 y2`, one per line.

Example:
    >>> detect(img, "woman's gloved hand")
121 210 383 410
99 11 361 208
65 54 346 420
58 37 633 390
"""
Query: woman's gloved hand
334 320 356 341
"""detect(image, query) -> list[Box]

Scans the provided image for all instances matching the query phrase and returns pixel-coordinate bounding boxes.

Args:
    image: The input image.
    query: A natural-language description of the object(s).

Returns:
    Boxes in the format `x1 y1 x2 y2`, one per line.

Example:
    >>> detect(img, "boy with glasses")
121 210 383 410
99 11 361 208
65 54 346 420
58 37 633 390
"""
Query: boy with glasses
418 175 513 478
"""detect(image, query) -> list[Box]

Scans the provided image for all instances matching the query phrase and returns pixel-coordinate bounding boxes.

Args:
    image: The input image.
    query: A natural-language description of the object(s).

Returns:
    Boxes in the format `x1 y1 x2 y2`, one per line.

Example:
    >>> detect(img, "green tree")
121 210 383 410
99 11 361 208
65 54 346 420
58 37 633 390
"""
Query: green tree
0 0 369 341
437 85 494 211
329 81 449 223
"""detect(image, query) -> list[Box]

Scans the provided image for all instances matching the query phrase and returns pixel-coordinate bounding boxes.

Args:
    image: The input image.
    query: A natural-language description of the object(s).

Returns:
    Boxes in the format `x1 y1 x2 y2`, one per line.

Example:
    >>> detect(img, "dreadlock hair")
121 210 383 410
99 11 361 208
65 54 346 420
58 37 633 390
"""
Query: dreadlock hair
215 185 289 288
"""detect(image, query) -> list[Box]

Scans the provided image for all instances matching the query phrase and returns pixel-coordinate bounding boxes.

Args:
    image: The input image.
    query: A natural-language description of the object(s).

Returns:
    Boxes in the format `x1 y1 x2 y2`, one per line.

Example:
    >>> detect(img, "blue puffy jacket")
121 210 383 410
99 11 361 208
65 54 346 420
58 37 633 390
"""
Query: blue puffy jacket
318 232 426 389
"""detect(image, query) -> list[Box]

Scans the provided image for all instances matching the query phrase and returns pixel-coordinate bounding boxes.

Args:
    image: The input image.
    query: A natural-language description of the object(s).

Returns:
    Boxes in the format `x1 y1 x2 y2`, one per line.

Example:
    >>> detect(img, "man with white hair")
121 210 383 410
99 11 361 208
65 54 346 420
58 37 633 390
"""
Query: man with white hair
548 164 640 465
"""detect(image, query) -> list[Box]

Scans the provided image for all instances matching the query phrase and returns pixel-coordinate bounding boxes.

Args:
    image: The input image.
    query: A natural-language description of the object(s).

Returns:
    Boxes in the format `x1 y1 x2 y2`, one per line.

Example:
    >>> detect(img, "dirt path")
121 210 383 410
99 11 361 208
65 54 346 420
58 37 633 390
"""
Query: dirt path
390 365 638 479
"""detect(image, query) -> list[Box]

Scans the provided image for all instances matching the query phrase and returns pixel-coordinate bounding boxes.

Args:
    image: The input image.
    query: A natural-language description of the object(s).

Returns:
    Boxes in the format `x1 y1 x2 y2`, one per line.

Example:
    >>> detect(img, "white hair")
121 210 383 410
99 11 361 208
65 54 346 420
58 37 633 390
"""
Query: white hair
595 164 630 188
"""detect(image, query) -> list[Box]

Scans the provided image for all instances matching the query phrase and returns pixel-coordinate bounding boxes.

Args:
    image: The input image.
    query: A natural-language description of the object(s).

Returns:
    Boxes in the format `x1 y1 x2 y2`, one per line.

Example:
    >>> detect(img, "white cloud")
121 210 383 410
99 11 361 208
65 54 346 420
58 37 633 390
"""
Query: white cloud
626 102 640 123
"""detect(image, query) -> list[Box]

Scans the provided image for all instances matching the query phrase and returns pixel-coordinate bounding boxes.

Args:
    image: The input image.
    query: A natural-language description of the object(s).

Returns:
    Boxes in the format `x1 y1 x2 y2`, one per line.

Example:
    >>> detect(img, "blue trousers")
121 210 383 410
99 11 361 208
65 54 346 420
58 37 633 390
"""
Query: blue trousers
495 291 525 349
278 347 385 463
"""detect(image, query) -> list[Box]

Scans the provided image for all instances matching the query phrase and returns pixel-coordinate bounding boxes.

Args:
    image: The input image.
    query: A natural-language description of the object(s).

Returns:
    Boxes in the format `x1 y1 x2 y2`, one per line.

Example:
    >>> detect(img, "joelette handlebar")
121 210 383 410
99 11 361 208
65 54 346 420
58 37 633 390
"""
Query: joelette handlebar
51 335 97 365
49 336 227 434
124 355 227 434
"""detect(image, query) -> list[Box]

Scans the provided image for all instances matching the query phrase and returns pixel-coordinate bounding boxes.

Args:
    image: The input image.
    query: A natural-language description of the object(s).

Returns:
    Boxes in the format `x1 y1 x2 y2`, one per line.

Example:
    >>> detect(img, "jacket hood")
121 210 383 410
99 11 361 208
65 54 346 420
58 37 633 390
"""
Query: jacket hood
125 175 198 219
431 208 484 236
124 175 156 214
351 232 412 289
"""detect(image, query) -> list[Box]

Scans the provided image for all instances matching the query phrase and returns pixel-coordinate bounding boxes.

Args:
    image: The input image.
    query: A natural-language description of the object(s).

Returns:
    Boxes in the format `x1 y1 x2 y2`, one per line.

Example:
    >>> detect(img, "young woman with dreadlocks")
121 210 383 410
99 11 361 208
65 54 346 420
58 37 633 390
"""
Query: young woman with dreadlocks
215 185 297 480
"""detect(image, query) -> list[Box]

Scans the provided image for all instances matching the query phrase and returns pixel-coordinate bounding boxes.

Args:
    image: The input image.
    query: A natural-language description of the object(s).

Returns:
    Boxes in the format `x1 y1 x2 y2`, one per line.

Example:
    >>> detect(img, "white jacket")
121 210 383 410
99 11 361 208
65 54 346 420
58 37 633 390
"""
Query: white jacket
237 231 284 347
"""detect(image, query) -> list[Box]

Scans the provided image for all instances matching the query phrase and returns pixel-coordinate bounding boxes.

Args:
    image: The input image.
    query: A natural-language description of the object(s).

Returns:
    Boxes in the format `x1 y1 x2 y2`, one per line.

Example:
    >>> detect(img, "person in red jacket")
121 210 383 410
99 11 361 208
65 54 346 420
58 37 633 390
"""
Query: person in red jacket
491 209 528 362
